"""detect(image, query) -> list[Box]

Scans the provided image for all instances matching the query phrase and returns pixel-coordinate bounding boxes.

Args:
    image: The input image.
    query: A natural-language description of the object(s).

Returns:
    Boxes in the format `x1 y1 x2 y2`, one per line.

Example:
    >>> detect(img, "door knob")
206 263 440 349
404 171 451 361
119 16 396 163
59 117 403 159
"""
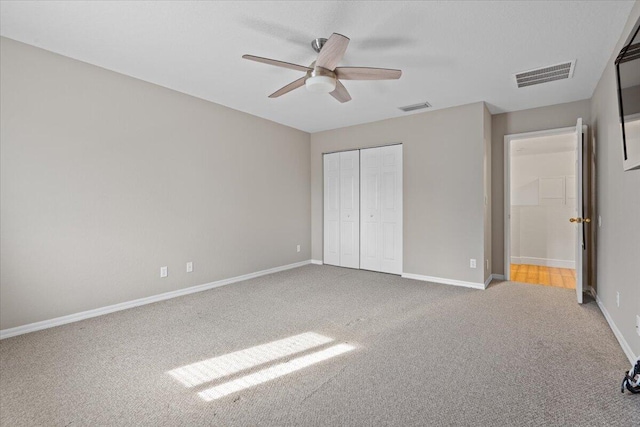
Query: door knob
583 217 591 223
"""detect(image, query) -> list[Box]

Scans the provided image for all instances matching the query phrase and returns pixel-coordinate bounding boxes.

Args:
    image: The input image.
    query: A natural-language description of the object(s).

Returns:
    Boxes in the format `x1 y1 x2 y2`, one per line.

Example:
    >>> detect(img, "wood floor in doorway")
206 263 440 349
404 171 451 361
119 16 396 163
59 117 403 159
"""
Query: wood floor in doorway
510 264 576 289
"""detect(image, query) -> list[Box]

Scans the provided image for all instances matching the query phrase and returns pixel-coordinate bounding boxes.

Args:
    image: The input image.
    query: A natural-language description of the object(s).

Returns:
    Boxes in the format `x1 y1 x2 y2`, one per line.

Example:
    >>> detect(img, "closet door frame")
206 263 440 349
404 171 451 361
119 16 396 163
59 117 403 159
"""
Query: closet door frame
322 143 402 273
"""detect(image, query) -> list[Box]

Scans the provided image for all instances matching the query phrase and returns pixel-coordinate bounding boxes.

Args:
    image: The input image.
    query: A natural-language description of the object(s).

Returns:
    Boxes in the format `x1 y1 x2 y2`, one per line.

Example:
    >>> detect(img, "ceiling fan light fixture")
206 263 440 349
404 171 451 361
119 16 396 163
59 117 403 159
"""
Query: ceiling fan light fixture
305 75 336 93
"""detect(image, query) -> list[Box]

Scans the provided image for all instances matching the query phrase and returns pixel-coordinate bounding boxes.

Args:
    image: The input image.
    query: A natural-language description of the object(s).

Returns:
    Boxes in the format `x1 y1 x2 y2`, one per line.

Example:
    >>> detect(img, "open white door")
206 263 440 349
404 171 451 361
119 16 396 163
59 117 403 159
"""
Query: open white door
573 118 584 304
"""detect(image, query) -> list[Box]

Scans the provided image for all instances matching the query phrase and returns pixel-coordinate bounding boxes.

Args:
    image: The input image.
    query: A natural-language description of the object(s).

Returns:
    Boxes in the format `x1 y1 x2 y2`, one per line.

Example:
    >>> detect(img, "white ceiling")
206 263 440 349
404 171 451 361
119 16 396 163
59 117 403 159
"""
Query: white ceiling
512 133 576 156
0 1 635 133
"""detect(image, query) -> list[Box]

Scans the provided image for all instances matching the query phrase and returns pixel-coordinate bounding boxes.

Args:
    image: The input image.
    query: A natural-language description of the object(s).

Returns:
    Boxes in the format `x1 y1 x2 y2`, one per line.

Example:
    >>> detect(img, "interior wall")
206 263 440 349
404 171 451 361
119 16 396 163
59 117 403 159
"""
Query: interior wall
0 38 311 330
491 99 591 276
510 150 576 268
311 102 487 285
590 0 640 359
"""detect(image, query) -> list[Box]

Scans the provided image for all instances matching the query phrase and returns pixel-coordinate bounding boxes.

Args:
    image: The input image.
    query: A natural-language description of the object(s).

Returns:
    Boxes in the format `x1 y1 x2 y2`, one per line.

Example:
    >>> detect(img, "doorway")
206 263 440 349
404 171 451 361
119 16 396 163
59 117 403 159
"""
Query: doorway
504 120 589 303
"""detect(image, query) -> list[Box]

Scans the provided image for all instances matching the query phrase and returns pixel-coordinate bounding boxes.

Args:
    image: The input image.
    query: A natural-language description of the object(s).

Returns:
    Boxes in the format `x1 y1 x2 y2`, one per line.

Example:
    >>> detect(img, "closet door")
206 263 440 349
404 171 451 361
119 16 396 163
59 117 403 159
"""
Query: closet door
339 151 360 268
323 153 341 266
360 145 403 274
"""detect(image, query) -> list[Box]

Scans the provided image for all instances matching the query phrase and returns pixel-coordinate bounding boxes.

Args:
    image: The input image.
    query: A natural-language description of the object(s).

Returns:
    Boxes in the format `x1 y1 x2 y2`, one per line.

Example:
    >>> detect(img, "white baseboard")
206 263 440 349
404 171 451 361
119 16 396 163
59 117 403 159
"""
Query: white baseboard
402 273 485 290
492 274 505 280
0 260 312 340
484 275 493 288
595 294 637 365
311 259 323 265
511 256 575 269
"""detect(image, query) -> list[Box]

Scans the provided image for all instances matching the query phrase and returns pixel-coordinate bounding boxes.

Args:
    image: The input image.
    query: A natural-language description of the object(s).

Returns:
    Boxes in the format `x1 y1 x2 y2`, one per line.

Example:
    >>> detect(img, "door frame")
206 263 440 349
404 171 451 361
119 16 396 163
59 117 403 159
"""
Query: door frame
503 126 582 281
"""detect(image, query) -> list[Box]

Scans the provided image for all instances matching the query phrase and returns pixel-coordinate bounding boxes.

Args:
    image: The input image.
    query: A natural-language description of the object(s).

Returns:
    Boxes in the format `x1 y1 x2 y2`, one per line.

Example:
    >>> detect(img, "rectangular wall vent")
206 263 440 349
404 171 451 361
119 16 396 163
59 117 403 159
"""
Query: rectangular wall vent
514 60 575 88
398 102 431 112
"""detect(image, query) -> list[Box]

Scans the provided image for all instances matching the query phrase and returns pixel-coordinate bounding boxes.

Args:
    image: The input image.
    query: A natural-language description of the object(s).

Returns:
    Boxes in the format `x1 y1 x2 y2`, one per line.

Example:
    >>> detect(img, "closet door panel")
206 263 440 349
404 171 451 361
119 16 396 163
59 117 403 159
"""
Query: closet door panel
360 148 382 271
380 145 403 274
361 145 403 274
339 150 360 268
323 153 340 266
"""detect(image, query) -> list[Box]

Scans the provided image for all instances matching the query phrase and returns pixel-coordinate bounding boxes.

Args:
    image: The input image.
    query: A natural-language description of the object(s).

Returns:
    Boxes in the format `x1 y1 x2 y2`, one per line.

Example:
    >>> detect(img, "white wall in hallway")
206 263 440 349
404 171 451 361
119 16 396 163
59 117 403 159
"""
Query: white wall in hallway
510 150 576 268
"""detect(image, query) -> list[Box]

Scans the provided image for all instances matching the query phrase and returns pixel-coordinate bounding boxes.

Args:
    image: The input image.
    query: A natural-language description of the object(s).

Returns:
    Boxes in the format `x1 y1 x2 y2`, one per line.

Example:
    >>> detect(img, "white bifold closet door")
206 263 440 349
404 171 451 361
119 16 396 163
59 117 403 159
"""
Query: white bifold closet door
323 150 360 268
360 145 403 274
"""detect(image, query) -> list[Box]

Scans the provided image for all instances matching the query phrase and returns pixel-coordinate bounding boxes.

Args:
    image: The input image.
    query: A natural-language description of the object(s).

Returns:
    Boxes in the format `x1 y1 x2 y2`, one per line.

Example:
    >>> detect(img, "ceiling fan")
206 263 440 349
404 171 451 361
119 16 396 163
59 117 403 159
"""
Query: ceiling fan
242 33 402 103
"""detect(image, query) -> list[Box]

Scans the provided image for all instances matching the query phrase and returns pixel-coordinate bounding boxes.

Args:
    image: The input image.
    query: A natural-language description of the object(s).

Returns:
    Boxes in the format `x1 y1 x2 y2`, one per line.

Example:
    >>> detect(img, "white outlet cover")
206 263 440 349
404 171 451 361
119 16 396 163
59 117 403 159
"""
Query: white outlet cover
186 262 193 273
470 259 477 268
160 266 168 278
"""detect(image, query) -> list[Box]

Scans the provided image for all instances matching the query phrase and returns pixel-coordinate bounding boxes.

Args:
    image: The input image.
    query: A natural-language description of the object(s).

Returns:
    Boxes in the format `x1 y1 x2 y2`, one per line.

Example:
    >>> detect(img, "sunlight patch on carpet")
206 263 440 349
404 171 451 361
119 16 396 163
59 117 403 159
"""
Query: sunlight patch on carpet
198 343 355 401
167 332 334 387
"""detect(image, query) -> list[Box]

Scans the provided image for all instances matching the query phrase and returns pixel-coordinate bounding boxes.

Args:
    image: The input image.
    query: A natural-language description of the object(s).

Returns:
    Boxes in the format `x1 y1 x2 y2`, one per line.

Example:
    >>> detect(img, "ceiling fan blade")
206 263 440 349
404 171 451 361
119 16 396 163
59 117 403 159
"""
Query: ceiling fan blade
242 55 311 72
316 33 350 71
268 77 307 98
335 67 402 80
330 80 352 103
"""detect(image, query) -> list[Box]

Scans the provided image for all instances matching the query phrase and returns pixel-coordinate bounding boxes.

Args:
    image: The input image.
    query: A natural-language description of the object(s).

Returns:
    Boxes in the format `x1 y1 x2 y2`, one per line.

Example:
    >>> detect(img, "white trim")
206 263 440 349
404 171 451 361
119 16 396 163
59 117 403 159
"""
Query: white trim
504 125 580 282
595 294 637 365
484 274 505 287
484 275 493 288
510 256 575 269
401 273 486 290
0 260 312 340
311 259 323 265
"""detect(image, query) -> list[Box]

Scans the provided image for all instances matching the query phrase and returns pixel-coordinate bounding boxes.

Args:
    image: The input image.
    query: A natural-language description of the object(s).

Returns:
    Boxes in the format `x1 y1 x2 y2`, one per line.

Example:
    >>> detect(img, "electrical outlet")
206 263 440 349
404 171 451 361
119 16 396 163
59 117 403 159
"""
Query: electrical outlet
470 259 477 269
160 266 168 278
297 245 301 253
186 262 193 273
616 292 620 308
486 259 489 270
636 315 640 337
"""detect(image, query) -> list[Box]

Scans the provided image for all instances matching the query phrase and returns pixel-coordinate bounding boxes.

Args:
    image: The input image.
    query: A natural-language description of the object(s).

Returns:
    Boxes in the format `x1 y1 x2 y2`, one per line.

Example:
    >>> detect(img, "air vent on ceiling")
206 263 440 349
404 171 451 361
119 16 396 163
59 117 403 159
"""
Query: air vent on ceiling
514 60 575 88
617 43 640 63
399 102 431 112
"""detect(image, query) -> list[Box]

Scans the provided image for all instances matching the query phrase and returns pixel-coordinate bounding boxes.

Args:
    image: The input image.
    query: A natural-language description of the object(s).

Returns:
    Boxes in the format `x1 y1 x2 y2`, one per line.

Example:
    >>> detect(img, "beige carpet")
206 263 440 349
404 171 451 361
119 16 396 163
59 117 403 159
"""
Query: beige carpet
0 265 637 426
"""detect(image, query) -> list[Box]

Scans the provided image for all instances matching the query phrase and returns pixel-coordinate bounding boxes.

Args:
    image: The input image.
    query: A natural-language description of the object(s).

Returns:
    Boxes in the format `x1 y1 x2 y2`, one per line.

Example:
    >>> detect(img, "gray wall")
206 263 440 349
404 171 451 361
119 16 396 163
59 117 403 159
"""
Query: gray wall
590 1 640 358
491 99 591 276
311 102 488 285
0 38 311 330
